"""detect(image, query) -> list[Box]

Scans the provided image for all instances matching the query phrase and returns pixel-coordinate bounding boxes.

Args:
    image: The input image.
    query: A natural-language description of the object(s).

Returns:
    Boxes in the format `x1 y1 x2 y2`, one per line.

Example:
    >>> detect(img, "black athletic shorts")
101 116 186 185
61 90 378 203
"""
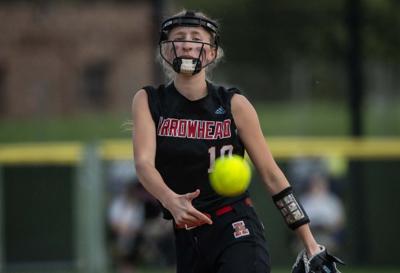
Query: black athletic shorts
173 199 271 273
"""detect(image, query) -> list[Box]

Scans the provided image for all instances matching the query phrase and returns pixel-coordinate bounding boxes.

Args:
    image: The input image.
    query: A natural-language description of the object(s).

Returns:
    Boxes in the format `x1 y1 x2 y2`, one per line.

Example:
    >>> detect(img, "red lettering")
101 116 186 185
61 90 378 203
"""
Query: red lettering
205 121 215 139
223 119 231 138
169 119 178 136
178 120 187 137
158 117 233 140
159 118 170 136
214 121 224 139
187 120 197 138
197 121 206 139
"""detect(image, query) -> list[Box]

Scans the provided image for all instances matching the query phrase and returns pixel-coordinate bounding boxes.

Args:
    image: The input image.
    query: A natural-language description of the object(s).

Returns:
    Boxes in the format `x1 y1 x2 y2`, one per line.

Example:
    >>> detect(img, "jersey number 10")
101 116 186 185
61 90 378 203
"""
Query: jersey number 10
208 145 234 173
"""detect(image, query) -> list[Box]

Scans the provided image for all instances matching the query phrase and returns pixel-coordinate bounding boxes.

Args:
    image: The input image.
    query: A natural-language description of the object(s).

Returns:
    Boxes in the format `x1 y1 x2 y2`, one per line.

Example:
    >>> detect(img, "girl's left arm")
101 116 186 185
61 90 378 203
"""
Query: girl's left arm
231 94 320 256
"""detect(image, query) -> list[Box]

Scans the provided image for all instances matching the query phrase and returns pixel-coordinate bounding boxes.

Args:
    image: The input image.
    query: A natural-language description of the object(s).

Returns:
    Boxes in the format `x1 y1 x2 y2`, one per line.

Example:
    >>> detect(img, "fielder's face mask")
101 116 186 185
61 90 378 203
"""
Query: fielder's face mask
159 11 219 75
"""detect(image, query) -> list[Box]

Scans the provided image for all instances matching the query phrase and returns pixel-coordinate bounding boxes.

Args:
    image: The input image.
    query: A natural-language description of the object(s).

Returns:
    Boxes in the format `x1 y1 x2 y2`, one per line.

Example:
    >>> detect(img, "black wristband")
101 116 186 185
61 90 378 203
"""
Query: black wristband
272 187 310 230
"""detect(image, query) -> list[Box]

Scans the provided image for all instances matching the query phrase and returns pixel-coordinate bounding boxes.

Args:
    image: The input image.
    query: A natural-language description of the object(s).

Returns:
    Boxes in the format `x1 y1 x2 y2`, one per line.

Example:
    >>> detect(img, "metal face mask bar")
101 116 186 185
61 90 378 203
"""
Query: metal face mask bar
160 40 215 74
159 11 219 75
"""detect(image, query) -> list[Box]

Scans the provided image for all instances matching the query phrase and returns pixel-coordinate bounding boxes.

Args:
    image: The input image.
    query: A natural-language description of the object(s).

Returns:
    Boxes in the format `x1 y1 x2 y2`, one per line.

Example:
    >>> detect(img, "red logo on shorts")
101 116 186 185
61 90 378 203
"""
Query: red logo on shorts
232 220 250 238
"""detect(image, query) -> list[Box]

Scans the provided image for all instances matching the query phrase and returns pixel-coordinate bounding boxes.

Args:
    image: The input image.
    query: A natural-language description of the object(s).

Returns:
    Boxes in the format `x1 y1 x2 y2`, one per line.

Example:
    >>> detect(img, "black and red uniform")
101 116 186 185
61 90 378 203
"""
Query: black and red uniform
144 81 271 273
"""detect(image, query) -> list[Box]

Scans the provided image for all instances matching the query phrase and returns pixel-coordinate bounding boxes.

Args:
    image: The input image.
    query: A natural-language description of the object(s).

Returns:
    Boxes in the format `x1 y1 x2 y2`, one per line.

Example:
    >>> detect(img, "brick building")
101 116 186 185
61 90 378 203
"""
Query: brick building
0 3 155 118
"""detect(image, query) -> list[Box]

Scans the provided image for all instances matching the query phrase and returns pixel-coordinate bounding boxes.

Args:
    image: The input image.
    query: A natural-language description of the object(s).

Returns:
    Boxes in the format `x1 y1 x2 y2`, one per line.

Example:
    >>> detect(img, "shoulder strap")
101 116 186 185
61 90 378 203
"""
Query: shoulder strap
227 87 242 95
208 82 243 114
142 85 164 124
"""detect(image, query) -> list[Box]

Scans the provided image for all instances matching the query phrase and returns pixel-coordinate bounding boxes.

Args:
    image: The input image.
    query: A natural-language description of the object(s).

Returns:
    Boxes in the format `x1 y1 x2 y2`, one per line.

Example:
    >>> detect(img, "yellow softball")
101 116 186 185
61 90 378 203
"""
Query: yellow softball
209 155 251 196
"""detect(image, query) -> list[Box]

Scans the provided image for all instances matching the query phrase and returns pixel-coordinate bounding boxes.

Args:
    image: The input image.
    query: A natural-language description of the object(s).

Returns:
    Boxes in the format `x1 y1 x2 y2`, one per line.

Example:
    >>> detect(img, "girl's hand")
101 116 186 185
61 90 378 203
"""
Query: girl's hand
165 189 213 228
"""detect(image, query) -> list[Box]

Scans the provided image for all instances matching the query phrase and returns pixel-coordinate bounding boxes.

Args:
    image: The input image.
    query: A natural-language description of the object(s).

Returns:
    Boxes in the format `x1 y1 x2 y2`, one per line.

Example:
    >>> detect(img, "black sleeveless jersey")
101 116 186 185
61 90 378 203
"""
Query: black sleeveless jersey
143 81 249 219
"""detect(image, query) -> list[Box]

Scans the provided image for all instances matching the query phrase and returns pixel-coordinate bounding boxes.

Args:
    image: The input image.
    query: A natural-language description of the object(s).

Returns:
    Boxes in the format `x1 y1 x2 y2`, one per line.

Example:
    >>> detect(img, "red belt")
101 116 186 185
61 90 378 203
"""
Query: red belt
175 197 253 230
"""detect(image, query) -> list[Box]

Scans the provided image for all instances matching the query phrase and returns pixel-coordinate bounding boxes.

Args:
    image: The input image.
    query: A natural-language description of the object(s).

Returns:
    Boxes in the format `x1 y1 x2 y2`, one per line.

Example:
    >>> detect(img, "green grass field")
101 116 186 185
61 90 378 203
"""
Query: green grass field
0 101 399 143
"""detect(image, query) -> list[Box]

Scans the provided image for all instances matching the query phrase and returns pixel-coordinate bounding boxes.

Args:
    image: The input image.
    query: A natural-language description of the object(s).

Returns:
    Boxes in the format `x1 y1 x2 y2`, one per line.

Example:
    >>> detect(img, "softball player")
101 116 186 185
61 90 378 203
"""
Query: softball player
132 10 344 273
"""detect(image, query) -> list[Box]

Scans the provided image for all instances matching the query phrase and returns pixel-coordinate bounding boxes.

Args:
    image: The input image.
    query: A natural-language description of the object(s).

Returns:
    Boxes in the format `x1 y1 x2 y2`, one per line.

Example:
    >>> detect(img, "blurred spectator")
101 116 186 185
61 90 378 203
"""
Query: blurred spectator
138 213 176 267
107 160 137 194
106 161 175 271
287 157 329 194
299 173 346 253
130 180 176 267
108 179 145 273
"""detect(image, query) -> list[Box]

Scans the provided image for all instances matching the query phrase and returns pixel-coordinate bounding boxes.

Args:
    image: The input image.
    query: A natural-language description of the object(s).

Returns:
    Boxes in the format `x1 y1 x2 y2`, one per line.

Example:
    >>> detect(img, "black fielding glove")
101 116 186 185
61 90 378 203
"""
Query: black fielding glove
292 250 307 273
292 245 345 273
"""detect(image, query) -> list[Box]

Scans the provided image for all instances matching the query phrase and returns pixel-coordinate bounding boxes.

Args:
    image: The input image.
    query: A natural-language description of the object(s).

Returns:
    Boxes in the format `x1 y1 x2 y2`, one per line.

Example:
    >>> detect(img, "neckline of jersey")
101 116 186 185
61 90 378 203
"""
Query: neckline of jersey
170 81 212 103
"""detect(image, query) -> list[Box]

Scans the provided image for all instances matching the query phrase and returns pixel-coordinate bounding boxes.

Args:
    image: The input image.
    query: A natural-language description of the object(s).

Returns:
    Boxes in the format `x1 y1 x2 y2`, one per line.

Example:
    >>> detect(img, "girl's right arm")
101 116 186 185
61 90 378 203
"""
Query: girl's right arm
132 89 175 206
131 89 212 227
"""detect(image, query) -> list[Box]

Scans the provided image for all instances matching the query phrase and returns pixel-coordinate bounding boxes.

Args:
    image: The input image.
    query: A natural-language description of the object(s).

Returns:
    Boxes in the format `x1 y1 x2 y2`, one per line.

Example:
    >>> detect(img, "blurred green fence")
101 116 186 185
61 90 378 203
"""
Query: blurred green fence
0 138 400 272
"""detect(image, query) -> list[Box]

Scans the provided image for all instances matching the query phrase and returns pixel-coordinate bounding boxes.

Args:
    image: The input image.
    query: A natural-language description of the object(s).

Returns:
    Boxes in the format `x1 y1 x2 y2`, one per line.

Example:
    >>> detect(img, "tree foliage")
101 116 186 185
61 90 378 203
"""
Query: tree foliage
172 0 399 100
175 0 399 62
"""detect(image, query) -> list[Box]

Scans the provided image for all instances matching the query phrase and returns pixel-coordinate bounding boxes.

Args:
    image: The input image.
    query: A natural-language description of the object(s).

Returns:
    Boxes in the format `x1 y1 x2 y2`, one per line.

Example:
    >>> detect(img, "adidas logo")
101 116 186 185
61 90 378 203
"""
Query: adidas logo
215 106 226 114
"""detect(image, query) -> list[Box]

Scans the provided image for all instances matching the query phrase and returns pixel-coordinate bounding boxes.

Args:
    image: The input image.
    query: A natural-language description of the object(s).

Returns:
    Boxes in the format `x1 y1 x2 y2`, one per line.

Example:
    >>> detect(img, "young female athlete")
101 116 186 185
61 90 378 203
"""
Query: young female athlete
132 10 344 273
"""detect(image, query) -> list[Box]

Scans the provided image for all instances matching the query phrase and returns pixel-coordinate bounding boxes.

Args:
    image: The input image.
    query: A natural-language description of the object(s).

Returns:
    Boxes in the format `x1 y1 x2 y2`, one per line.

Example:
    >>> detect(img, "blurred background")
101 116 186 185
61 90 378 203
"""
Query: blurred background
0 0 399 272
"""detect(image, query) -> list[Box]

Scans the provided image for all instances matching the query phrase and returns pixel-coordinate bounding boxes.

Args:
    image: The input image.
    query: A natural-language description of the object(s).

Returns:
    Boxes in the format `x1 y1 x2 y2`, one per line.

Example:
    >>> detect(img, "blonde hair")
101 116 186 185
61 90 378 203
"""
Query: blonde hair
157 9 224 80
